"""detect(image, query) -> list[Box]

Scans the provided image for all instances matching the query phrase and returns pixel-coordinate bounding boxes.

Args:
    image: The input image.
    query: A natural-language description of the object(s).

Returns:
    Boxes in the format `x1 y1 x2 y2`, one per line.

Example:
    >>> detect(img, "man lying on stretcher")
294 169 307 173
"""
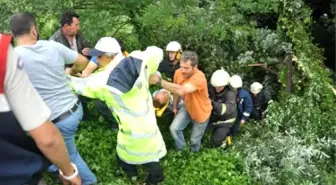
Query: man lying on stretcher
152 89 183 117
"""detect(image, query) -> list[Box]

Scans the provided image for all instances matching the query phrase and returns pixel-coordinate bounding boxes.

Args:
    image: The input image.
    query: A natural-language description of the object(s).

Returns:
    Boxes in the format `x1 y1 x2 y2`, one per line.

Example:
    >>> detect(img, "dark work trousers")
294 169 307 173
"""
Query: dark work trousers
230 117 241 136
116 155 164 184
211 123 233 147
25 173 43 185
95 100 118 129
78 95 91 121
0 112 50 185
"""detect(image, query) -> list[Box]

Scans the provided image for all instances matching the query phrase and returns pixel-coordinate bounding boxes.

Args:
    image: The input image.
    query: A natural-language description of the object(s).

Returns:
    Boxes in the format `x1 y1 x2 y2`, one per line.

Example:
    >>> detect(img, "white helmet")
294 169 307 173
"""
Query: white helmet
230 75 243 88
211 69 230 87
250 82 263 94
129 50 144 60
166 41 182 52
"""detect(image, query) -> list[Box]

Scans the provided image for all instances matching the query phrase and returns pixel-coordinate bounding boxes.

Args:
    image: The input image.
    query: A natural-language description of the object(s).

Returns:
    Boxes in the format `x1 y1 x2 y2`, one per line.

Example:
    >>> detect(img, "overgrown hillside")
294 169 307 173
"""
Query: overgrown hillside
1 0 335 184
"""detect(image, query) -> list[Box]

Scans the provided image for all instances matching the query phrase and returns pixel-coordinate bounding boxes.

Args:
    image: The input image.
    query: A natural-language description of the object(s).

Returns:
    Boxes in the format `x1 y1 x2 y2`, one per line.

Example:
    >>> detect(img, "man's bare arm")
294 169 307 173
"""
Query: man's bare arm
71 54 89 75
172 93 179 110
28 121 76 176
161 80 197 96
81 62 98 77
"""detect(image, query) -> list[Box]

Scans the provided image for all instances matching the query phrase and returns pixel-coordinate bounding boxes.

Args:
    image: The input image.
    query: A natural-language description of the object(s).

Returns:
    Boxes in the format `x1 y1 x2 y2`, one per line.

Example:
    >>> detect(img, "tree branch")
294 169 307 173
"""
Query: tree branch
112 22 130 36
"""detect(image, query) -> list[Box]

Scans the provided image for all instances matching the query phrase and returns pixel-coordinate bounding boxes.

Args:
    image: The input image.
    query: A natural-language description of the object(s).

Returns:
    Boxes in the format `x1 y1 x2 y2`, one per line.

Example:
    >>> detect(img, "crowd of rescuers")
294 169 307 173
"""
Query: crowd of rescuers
0 10 273 185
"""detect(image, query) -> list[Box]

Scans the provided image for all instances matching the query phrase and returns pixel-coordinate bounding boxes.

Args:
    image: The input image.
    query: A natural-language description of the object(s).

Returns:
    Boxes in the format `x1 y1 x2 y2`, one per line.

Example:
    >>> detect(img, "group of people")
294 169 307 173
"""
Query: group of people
151 41 273 151
0 11 272 185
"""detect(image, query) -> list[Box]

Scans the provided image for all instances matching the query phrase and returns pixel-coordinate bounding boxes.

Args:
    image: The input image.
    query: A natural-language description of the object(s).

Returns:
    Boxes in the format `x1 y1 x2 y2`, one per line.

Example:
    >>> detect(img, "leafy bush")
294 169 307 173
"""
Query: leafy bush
234 123 334 185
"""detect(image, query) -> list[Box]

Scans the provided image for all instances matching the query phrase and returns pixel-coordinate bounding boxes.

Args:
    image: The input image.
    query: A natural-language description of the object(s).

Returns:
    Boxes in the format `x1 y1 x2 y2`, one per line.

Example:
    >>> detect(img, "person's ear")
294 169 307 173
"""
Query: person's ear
31 25 37 36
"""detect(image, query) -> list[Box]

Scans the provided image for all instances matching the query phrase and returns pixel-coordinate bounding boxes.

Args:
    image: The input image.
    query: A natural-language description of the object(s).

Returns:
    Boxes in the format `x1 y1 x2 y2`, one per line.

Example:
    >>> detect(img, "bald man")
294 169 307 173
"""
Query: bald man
153 89 183 117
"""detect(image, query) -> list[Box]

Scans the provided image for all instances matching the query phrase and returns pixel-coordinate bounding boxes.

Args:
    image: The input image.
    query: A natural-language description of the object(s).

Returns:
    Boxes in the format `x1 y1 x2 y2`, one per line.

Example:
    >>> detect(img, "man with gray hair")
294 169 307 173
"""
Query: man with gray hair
10 12 97 184
66 36 125 130
151 51 212 152
68 36 125 81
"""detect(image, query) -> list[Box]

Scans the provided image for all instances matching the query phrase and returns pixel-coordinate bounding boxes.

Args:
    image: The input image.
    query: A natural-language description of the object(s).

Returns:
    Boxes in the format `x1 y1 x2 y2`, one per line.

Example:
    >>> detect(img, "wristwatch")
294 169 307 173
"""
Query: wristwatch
59 163 78 180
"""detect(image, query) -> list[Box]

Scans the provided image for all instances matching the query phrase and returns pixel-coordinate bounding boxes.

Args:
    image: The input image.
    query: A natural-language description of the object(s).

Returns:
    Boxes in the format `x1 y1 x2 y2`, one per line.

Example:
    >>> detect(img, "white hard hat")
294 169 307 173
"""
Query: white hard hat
88 37 121 56
144 46 164 62
142 46 164 75
230 75 243 88
211 69 230 87
129 47 163 63
129 50 144 60
166 41 182 52
250 82 263 94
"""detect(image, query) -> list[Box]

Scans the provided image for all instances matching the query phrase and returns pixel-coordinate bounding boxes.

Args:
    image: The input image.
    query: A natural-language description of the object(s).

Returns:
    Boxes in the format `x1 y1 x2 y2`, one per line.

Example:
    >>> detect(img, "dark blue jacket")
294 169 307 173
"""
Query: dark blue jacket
237 88 253 121
0 112 49 185
250 90 272 120
107 56 142 93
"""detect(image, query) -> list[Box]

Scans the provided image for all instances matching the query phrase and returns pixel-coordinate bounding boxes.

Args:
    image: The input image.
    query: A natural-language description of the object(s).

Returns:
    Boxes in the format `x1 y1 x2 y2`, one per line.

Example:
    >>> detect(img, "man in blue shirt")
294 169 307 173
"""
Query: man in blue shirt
229 75 253 135
76 37 125 130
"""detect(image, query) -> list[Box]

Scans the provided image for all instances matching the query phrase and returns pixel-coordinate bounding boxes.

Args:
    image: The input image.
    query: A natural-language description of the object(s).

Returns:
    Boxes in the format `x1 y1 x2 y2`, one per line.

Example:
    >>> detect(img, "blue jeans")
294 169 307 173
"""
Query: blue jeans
169 105 209 152
48 103 97 185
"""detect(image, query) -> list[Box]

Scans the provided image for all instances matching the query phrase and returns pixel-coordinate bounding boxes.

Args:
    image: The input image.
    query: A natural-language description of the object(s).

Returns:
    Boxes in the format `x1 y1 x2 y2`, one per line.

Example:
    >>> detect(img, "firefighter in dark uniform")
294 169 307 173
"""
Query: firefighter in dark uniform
208 69 237 148
158 41 182 82
250 82 272 120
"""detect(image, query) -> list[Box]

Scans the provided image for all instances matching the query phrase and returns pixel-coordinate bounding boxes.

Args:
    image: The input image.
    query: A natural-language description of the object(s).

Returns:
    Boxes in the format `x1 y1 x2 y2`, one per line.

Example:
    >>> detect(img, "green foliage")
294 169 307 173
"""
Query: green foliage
161 149 253 185
234 123 334 185
44 111 254 185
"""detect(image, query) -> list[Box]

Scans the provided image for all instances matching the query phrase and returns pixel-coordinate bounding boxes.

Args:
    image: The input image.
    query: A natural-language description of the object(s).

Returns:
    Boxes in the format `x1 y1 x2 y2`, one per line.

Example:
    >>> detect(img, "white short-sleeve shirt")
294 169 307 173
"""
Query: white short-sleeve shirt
4 44 51 131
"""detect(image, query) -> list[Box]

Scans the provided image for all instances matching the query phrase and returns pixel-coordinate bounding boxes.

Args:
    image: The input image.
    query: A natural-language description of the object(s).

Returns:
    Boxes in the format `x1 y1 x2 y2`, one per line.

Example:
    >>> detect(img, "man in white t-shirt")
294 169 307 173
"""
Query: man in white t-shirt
0 34 80 185
10 12 96 185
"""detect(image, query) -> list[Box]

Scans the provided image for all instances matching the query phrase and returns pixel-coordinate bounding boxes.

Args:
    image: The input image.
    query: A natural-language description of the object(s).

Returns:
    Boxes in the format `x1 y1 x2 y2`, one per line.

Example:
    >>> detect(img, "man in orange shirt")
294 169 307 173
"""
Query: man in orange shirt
151 51 212 152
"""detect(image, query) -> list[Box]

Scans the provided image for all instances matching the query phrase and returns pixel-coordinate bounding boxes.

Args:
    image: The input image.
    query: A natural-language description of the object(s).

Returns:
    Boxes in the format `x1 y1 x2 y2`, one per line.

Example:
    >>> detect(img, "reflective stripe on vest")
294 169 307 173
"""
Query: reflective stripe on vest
213 117 236 125
121 127 158 139
109 67 152 119
117 138 165 157
110 91 151 118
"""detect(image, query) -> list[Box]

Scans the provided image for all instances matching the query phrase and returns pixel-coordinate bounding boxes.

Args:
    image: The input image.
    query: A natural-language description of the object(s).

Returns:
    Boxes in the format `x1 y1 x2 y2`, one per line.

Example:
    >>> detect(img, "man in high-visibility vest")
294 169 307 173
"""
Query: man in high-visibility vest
67 46 167 185
80 38 129 78
66 36 125 130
